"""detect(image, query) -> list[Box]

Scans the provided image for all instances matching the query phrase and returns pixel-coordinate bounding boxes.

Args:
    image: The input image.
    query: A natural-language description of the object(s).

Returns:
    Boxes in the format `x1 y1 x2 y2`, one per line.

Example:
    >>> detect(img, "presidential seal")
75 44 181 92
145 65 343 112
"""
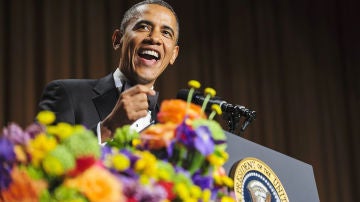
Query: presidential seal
229 157 289 202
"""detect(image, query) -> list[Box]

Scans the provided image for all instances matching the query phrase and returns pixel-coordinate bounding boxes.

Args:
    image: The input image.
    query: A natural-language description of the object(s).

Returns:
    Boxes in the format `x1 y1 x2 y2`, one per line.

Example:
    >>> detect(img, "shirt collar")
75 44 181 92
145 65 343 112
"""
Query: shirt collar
113 68 154 90
113 68 127 90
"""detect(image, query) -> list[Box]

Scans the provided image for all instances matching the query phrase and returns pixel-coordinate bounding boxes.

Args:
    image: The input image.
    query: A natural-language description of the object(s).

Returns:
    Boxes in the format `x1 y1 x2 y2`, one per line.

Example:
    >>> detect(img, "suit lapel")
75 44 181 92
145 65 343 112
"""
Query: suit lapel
91 72 160 122
148 92 159 122
92 74 119 120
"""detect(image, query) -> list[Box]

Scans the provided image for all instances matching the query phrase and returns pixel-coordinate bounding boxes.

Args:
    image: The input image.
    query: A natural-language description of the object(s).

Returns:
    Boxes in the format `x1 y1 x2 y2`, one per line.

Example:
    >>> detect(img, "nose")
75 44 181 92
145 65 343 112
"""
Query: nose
147 28 162 45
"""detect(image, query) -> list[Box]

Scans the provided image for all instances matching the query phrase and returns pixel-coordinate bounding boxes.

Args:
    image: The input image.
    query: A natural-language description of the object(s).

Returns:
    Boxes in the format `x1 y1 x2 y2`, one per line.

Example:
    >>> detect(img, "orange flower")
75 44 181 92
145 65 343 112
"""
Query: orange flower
64 165 124 202
140 123 176 150
157 99 206 124
0 166 47 202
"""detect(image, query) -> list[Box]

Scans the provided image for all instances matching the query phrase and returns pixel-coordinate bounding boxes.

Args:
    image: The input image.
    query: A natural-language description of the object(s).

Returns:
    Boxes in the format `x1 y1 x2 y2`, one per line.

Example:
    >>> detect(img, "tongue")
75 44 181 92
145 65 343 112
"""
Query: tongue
138 54 157 66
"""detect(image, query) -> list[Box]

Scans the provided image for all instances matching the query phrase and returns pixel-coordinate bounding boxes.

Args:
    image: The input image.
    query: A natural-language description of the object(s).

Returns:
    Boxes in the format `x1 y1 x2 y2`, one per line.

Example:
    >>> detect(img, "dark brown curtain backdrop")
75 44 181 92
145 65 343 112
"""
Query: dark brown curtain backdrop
1 0 359 201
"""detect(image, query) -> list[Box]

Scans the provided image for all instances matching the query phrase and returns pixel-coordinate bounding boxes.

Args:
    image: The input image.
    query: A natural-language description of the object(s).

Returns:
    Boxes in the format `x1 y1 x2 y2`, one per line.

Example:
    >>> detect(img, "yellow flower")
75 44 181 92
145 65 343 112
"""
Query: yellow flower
188 80 201 89
132 138 141 147
190 185 202 199
14 145 27 163
212 167 234 188
64 165 124 202
157 170 170 181
209 104 222 120
47 122 77 140
42 155 64 176
221 196 236 202
201 87 217 112
111 153 130 171
211 104 222 115
134 151 157 176
175 182 190 200
139 175 150 185
222 176 234 188
27 133 57 166
202 189 212 202
207 153 225 166
36 110 56 125
204 87 216 97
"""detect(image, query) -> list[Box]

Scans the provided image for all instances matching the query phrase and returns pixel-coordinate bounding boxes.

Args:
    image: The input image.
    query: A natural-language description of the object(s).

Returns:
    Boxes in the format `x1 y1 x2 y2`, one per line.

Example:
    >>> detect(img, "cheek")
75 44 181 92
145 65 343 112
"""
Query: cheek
121 34 138 52
164 43 176 57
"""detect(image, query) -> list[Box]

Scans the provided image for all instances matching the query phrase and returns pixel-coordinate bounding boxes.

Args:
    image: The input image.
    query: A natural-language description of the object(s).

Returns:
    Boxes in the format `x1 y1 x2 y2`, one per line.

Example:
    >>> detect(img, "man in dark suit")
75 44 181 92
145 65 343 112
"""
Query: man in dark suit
38 0 179 144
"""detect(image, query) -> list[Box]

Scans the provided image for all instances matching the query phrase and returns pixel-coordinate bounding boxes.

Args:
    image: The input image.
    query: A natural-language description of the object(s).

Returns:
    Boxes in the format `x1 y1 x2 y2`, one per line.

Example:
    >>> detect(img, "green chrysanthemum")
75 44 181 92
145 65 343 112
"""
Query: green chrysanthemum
106 125 139 149
52 186 88 202
155 161 175 181
63 130 100 158
42 145 75 176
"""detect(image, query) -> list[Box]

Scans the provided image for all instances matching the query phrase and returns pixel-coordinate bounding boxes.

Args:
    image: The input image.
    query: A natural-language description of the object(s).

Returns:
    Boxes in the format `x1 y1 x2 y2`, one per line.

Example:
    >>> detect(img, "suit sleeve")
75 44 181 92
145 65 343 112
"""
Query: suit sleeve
38 80 75 124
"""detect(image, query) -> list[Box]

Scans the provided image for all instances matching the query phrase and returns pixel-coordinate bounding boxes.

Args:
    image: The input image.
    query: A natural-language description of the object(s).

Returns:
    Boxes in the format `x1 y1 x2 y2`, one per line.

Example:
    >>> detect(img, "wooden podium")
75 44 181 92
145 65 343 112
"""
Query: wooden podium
224 131 319 201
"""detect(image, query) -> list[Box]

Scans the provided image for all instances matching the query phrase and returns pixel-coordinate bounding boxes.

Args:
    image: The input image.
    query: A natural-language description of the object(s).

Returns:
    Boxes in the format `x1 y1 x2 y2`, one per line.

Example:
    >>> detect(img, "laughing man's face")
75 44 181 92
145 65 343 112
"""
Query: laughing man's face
118 4 179 87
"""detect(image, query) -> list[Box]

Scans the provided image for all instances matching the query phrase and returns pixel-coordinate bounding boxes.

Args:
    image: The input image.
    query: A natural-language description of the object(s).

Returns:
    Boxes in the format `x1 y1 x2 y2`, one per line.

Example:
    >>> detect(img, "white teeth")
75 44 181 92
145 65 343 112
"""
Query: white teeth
140 50 159 58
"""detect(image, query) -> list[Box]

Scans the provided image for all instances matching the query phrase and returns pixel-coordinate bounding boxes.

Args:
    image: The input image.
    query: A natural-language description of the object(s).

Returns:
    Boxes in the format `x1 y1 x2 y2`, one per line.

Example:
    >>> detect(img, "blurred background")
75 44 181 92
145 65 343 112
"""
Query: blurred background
1 0 359 201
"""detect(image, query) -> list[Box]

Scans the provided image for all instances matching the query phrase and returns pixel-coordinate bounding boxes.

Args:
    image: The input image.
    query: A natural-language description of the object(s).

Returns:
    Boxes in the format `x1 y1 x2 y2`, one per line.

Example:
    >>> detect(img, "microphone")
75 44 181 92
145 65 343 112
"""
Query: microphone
176 89 256 132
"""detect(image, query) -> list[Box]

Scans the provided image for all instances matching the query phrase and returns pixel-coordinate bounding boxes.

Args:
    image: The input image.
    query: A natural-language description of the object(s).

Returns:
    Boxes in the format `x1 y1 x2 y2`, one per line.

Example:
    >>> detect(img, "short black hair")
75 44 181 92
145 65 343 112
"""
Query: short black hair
120 0 179 41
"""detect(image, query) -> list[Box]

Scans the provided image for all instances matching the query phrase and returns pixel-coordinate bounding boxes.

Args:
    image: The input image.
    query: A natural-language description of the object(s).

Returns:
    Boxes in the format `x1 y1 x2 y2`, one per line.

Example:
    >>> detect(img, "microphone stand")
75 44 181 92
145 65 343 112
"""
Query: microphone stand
223 105 256 136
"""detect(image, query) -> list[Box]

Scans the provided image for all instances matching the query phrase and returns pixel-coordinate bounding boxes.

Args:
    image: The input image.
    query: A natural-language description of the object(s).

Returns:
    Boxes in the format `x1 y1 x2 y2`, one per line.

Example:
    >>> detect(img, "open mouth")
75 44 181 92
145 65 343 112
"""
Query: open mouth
138 49 160 61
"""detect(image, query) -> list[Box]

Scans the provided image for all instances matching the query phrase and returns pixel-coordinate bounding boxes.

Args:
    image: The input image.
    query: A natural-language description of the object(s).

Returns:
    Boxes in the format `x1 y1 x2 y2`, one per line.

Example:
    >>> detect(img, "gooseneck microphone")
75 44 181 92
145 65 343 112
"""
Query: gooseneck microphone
176 89 256 133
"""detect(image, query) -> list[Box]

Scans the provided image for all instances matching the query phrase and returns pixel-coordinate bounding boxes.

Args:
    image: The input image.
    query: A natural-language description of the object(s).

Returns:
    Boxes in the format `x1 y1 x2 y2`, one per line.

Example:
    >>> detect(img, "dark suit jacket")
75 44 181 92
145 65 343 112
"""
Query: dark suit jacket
38 73 159 131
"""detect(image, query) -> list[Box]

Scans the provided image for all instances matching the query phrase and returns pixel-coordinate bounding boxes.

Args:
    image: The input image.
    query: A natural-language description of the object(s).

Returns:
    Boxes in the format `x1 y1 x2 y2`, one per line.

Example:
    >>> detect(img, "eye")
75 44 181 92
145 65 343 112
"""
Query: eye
162 30 173 39
136 23 151 31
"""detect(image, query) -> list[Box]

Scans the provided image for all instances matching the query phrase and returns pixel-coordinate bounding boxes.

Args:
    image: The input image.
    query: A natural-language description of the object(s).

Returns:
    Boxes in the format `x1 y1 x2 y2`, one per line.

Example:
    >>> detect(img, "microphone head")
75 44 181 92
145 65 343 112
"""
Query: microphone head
176 89 190 100
176 89 226 110
176 89 203 106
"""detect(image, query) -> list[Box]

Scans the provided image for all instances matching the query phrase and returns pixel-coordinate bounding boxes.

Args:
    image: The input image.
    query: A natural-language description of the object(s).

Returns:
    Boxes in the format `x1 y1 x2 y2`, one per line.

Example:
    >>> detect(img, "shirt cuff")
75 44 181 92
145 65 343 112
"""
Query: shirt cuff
96 122 106 146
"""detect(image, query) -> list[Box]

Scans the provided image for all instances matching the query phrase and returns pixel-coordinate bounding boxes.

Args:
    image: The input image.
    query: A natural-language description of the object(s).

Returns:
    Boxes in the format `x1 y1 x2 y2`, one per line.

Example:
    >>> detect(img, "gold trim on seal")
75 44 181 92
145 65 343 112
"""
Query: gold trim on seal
229 157 289 202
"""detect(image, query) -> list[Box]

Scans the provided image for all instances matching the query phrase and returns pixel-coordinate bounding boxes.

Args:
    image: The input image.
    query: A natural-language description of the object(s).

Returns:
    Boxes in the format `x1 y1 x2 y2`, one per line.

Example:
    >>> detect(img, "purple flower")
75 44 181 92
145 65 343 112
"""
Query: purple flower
2 123 30 145
25 123 45 138
174 166 191 176
119 176 167 201
0 137 16 190
100 146 112 160
175 122 196 148
0 137 16 163
194 126 215 156
135 183 167 202
192 171 213 190
119 176 138 197
0 166 13 191
166 140 176 157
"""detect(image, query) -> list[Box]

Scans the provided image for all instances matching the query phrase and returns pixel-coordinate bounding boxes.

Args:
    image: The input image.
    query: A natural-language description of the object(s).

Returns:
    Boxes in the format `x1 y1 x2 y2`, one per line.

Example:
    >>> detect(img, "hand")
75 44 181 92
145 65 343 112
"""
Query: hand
100 84 156 141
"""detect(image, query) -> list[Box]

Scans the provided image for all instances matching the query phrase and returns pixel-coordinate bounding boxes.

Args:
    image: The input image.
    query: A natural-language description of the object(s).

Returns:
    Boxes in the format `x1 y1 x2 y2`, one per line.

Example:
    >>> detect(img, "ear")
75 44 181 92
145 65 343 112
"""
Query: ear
112 29 122 50
169 45 179 65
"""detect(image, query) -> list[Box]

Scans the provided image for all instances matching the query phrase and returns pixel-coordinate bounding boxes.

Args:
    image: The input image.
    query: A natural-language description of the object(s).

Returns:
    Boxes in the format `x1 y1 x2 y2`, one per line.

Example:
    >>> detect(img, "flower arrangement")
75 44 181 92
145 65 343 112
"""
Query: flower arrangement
0 81 235 202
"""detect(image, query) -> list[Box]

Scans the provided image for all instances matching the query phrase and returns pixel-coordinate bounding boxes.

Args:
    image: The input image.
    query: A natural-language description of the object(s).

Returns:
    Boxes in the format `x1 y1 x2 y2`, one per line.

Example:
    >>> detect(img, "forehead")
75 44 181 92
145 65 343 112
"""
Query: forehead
133 4 178 32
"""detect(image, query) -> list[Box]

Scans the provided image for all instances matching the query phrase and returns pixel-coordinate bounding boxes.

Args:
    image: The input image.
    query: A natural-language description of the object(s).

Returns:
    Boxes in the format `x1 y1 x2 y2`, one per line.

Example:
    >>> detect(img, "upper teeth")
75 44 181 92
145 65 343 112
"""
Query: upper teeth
141 50 159 58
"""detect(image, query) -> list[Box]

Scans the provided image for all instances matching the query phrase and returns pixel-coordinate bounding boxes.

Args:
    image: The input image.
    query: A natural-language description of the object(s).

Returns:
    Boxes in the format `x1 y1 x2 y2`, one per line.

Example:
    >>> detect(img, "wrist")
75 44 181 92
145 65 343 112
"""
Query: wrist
100 121 113 142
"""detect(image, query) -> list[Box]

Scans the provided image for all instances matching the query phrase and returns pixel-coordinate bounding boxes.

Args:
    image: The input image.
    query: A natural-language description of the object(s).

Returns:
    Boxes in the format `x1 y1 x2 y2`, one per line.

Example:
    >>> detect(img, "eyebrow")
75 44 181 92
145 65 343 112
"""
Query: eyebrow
136 20 175 37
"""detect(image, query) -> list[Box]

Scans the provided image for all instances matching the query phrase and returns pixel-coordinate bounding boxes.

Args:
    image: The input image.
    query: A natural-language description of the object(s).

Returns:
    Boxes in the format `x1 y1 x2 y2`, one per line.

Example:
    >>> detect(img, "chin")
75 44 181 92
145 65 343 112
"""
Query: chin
135 76 155 86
